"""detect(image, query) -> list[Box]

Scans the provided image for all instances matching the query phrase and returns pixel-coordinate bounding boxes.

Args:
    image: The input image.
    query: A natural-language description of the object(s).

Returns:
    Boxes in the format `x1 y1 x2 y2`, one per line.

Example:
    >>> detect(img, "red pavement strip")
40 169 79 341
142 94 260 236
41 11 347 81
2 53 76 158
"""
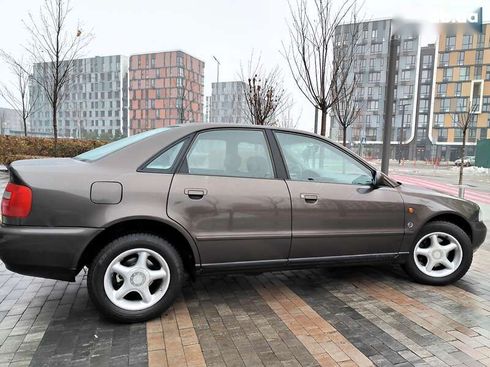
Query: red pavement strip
392 175 490 205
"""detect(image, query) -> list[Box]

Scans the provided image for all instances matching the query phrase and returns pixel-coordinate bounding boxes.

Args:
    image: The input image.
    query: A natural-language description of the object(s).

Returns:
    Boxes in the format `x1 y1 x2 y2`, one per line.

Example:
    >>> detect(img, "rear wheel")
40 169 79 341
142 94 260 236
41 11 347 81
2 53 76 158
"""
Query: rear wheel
403 221 473 285
88 233 183 322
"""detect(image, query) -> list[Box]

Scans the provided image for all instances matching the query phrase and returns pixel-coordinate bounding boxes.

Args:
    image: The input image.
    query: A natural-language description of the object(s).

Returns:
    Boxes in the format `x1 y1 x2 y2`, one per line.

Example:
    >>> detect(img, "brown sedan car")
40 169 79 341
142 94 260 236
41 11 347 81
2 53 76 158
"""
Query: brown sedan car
0 124 486 322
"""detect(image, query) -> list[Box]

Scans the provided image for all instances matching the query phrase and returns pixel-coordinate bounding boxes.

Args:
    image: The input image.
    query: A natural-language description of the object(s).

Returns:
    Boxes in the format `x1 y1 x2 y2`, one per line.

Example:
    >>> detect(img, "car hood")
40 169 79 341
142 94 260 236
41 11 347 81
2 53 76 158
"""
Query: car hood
396 182 480 221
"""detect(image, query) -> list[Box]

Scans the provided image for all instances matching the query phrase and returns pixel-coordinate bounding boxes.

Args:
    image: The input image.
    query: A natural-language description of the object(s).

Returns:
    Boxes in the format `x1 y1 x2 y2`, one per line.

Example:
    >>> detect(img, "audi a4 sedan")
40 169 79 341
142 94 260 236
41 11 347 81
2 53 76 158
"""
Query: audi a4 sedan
0 124 486 322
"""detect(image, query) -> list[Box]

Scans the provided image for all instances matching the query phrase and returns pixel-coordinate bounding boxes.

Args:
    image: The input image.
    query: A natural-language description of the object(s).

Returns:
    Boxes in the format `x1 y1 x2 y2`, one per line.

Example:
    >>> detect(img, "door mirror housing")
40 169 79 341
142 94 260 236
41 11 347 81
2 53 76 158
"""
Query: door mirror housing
372 170 383 188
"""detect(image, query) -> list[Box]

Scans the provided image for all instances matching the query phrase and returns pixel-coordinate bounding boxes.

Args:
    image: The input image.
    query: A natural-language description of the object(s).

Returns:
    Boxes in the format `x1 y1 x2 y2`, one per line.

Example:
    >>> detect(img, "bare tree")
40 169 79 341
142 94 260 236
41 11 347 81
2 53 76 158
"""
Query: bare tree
283 0 360 136
330 18 362 146
274 98 302 128
240 54 288 126
0 51 38 136
24 0 92 145
451 102 478 192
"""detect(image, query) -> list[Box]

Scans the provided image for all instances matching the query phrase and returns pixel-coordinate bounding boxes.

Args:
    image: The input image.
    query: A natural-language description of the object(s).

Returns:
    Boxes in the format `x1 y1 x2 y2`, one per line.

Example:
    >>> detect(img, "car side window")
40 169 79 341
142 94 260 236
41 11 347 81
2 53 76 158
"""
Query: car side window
145 140 186 172
275 132 373 185
185 129 275 179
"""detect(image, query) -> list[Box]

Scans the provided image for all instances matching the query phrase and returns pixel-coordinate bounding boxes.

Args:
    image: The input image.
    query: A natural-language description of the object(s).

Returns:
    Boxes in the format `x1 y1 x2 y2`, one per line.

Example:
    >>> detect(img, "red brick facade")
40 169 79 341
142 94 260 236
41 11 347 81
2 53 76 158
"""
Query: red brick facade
129 51 204 134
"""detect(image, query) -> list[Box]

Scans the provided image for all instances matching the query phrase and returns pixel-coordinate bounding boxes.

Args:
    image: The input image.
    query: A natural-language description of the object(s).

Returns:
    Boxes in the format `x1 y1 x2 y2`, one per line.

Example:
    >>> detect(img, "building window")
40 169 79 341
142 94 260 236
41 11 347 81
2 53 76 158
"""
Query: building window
482 97 490 112
476 50 483 64
439 52 449 66
443 68 453 82
475 66 482 79
368 72 380 82
440 98 450 112
367 100 378 110
456 97 468 112
370 43 382 53
445 35 456 50
436 83 447 96
421 69 431 82
457 51 465 65
477 33 485 48
403 40 413 51
419 99 429 112
462 34 473 49
459 66 470 81
455 82 462 96
401 70 411 81
422 54 433 68
371 29 377 38
420 84 430 97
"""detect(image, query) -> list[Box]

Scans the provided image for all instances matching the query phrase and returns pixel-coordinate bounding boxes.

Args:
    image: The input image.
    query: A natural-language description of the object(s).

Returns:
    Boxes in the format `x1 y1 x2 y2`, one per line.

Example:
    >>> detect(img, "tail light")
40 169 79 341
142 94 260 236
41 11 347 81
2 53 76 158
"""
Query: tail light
1 183 32 218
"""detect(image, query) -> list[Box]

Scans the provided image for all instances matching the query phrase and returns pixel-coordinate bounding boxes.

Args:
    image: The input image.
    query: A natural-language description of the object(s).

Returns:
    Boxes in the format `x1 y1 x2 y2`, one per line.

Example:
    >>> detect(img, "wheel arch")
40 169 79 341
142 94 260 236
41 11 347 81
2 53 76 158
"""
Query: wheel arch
77 216 200 275
423 212 472 241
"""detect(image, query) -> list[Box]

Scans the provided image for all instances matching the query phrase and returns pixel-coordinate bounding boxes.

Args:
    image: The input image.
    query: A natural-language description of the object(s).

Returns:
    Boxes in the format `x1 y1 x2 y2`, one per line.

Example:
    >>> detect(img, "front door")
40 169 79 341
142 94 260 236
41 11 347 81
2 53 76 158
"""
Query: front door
167 128 291 267
273 131 405 261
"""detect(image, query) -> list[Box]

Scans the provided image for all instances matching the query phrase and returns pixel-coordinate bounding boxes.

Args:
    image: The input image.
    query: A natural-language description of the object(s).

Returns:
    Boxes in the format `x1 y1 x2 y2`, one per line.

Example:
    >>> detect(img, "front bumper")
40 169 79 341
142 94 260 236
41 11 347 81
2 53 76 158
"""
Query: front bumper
0 225 102 281
471 220 487 251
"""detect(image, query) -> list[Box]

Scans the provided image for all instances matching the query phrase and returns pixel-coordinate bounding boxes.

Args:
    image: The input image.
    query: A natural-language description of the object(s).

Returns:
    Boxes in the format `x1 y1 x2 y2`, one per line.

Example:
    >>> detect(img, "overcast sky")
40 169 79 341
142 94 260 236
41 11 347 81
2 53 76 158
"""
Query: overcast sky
0 0 486 131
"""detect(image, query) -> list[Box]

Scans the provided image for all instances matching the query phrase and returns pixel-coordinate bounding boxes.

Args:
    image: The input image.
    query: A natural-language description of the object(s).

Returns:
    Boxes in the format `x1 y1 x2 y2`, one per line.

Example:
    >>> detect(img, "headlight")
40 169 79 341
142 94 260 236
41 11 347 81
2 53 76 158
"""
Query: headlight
478 208 483 222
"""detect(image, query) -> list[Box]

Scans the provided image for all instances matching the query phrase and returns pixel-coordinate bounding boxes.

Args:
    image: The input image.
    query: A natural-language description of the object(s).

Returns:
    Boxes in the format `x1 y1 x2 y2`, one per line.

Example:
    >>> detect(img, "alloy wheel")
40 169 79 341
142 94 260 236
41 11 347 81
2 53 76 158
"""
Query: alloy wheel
413 232 463 278
103 248 171 311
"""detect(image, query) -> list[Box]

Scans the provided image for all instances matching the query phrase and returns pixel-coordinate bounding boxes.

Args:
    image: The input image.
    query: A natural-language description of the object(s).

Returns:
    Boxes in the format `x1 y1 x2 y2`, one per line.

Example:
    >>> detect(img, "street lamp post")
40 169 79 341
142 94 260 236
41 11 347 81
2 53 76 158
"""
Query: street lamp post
212 56 220 85
212 56 220 123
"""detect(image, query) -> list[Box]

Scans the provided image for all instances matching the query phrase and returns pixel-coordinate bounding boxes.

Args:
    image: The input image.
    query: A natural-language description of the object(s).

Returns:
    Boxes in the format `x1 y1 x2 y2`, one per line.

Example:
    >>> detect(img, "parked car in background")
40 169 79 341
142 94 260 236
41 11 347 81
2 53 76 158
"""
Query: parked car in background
455 156 476 167
0 124 486 322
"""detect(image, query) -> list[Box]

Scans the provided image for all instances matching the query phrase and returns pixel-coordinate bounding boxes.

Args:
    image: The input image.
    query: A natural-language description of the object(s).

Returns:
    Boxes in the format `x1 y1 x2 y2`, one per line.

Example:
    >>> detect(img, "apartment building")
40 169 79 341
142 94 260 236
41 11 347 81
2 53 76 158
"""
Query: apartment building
411 44 436 160
30 55 129 138
208 81 247 124
330 19 420 158
129 50 204 134
432 23 490 160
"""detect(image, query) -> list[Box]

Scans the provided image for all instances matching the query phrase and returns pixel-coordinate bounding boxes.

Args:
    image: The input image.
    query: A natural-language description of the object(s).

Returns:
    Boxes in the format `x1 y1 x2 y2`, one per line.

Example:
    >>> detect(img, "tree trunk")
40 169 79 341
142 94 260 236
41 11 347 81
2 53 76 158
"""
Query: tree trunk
320 108 327 136
342 125 347 147
458 129 467 187
314 107 319 134
23 118 27 137
52 100 58 156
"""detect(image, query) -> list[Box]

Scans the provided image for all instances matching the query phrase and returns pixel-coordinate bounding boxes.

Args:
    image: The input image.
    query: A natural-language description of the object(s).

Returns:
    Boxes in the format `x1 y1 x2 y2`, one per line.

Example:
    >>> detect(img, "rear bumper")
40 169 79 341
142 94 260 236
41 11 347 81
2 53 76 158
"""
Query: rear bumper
0 225 102 281
471 220 487 251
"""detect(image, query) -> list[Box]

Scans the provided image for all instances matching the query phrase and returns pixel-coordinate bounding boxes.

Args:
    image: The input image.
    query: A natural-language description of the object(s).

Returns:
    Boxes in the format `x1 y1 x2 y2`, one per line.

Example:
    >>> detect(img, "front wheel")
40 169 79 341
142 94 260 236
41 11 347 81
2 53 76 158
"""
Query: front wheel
403 221 473 285
88 233 184 323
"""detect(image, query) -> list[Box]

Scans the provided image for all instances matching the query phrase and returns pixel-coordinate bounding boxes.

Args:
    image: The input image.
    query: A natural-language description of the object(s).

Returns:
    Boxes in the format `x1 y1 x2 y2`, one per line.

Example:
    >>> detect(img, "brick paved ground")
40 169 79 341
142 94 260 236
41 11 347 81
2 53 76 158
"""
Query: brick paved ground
1 173 490 366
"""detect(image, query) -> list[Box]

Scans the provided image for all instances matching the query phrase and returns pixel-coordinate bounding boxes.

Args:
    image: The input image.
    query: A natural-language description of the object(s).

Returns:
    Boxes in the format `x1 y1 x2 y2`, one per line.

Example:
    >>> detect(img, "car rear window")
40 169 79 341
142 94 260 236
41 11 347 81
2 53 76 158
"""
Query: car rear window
75 128 170 161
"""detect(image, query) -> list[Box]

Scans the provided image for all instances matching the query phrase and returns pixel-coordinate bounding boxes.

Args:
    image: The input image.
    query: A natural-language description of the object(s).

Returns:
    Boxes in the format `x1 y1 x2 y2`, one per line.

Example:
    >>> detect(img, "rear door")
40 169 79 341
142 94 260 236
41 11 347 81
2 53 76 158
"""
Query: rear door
273 131 405 261
167 128 291 267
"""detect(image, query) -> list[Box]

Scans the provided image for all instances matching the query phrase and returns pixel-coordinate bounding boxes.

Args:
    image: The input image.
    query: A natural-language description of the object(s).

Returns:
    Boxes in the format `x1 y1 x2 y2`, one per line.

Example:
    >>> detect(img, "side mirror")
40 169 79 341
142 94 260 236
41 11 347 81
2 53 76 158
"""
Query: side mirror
372 170 383 188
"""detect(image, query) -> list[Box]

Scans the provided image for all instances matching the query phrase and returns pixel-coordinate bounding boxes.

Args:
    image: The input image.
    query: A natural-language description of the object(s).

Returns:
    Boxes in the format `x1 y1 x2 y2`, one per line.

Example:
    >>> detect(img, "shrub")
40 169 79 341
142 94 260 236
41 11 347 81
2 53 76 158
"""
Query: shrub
0 136 106 165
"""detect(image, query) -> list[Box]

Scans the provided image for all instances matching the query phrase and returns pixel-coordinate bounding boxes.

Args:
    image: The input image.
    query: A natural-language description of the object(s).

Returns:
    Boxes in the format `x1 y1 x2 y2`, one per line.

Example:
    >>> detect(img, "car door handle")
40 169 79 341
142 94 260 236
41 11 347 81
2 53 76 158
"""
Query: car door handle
300 193 318 203
184 188 207 199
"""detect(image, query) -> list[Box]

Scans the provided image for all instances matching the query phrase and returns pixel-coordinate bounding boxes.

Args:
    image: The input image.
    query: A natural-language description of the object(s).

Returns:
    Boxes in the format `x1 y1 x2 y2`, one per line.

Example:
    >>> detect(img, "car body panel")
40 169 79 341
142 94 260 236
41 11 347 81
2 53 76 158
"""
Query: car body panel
286 181 405 258
167 174 292 265
395 183 482 253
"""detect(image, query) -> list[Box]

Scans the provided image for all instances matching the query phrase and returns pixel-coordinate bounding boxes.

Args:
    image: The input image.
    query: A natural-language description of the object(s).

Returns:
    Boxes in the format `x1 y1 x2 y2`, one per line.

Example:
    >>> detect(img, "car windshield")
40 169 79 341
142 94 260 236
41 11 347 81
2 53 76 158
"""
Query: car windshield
75 128 170 162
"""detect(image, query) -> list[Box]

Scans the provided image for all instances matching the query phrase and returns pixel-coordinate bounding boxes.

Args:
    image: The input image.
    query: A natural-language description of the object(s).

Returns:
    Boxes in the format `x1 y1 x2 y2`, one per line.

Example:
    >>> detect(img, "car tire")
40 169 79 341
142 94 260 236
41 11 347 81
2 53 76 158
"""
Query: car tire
88 233 184 323
403 221 473 285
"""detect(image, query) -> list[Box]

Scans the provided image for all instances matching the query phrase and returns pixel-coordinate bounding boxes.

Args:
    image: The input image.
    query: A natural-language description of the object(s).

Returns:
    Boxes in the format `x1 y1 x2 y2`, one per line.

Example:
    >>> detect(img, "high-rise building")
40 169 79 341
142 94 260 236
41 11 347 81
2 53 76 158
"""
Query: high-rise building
411 44 435 160
129 50 204 134
431 23 490 160
208 81 248 124
30 55 129 138
330 19 420 158
0 107 24 136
